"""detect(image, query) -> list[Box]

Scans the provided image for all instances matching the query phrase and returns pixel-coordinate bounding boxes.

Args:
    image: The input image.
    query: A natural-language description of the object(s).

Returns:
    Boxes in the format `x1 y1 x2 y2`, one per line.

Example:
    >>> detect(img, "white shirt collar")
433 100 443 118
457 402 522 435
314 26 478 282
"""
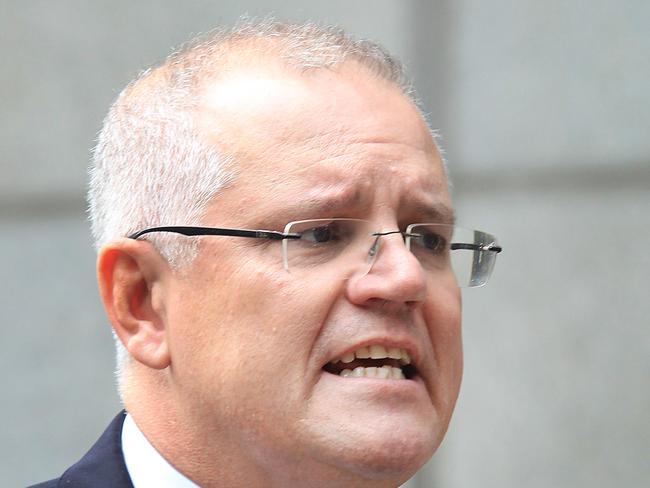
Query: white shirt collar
121 412 200 488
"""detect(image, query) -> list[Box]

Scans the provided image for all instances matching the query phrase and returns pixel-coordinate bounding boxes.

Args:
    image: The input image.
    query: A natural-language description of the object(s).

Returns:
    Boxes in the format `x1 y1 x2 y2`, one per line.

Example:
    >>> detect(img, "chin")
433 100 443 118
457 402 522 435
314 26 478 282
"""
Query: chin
305 413 442 485
347 435 435 482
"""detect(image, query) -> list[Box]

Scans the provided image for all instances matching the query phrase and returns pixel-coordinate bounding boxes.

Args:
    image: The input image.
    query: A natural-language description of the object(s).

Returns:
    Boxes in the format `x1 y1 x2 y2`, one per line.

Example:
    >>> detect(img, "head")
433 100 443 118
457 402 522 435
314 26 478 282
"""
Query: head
91 19 462 487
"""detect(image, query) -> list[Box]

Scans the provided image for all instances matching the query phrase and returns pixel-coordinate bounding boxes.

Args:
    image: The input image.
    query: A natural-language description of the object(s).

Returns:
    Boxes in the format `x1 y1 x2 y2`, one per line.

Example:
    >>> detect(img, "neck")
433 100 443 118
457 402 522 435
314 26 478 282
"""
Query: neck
122 366 407 487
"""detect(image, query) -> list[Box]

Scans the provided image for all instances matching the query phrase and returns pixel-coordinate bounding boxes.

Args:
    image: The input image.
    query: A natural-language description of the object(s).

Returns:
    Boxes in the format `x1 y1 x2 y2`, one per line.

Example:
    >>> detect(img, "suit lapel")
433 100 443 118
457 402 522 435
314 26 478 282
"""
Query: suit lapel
57 411 134 487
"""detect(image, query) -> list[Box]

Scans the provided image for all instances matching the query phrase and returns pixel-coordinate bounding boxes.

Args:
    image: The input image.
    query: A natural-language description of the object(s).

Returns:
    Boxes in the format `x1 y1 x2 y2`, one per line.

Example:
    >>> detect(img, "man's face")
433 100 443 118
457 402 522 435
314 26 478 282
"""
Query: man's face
164 63 462 484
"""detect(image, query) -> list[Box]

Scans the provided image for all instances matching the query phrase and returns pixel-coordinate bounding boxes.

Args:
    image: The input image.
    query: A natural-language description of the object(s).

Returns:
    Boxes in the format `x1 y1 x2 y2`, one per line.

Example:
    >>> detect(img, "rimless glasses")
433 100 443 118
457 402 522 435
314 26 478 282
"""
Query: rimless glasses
128 218 502 287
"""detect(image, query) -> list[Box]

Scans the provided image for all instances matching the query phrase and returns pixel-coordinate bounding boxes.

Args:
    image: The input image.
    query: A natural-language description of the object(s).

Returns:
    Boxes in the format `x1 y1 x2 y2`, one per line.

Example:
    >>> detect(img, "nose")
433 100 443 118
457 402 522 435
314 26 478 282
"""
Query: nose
346 231 427 309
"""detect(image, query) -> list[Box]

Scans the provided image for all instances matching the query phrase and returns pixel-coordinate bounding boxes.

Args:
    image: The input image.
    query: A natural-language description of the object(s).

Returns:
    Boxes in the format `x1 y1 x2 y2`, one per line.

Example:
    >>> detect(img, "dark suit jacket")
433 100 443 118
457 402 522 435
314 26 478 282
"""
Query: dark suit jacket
28 411 134 488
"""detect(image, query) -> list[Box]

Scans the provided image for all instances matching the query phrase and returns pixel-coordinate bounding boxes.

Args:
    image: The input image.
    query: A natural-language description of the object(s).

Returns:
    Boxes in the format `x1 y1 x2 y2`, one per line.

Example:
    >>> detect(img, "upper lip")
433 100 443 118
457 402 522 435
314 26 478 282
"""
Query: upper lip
325 337 421 370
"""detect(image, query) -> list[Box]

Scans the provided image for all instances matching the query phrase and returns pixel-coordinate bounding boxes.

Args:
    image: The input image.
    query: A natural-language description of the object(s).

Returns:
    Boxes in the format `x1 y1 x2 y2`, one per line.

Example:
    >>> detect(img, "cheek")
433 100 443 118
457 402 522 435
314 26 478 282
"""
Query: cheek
169 268 284 364
166 261 336 408
425 284 463 406
164 264 348 458
426 282 462 344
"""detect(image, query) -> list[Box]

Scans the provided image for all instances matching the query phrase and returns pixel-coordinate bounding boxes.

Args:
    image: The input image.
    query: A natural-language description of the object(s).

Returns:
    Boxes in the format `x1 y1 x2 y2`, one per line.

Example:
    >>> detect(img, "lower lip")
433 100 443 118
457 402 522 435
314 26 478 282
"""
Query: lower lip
318 370 428 399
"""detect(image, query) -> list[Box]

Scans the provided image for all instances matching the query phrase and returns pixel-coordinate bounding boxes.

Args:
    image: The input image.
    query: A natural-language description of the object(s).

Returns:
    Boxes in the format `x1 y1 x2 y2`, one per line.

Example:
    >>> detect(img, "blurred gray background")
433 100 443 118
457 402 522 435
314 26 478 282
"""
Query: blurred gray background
2 1 648 487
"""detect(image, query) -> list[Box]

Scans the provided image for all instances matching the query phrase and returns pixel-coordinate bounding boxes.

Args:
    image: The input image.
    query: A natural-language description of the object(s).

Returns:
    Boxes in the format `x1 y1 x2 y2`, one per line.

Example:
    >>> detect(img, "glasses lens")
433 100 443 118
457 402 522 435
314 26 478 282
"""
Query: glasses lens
283 219 374 278
284 220 499 286
408 224 499 287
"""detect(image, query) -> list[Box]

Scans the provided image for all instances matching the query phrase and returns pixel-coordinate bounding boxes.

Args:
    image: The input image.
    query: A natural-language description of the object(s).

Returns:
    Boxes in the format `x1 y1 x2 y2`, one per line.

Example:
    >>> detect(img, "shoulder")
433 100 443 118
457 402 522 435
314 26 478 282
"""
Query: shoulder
27 411 133 488
26 481 58 488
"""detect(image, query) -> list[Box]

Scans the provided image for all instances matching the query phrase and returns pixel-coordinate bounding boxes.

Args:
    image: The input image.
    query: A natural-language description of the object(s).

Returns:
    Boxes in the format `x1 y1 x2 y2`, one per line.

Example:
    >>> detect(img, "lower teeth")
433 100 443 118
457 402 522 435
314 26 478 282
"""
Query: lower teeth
339 366 405 379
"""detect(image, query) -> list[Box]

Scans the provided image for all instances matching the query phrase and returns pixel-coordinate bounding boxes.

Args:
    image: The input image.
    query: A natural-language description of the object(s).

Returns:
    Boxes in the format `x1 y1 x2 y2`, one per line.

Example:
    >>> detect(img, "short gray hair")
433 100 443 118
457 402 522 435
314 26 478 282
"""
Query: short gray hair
88 18 425 390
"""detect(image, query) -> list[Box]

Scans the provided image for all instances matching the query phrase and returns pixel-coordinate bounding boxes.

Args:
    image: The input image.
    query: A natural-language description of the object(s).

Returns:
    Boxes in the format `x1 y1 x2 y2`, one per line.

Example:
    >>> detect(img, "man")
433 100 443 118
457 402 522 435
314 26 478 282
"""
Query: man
32 19 501 488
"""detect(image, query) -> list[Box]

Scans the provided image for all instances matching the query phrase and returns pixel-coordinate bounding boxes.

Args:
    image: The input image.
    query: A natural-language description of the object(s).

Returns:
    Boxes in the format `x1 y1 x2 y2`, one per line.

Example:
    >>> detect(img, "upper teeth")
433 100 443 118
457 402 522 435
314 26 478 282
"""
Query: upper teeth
335 345 411 365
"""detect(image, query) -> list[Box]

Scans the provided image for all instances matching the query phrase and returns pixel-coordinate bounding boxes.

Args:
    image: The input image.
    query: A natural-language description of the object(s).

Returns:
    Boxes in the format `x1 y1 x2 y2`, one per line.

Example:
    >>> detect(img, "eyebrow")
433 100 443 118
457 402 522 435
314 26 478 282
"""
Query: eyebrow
282 186 368 217
411 201 456 225
277 188 455 226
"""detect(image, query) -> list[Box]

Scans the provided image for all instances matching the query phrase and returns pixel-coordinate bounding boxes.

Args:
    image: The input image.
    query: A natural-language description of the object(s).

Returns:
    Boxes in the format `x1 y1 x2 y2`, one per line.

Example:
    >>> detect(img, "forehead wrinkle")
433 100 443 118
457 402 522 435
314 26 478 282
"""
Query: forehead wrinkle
282 137 440 184
278 183 368 219
254 146 446 216
211 117 360 185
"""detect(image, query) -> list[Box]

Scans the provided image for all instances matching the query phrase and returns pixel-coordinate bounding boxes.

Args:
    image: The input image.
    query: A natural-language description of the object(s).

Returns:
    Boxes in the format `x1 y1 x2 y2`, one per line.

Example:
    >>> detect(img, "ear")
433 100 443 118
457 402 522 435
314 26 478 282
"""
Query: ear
97 238 171 370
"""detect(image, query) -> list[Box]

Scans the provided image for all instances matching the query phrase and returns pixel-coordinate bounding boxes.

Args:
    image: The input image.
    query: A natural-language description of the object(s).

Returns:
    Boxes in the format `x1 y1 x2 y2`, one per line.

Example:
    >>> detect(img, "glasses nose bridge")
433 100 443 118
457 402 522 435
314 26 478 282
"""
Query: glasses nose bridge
366 228 412 271
373 229 405 239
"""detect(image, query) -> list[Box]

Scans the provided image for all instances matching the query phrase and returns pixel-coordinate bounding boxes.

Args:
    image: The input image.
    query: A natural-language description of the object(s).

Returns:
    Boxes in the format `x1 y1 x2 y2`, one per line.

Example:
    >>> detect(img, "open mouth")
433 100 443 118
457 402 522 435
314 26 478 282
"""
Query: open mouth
323 345 417 380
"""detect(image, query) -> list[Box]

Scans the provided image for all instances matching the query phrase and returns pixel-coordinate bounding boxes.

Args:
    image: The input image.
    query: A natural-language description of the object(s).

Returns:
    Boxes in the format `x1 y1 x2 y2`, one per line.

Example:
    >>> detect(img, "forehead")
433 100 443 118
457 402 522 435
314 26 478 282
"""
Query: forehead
197 62 451 221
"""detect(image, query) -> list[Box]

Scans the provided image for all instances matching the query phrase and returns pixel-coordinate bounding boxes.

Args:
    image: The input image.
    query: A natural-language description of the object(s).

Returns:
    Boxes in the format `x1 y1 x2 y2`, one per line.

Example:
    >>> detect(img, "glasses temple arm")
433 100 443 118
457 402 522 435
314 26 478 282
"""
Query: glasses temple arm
451 242 502 253
128 226 301 240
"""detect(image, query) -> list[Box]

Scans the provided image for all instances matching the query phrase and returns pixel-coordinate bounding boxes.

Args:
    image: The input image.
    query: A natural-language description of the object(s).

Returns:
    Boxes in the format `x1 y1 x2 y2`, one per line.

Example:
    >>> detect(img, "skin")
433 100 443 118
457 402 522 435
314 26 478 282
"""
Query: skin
98 60 463 487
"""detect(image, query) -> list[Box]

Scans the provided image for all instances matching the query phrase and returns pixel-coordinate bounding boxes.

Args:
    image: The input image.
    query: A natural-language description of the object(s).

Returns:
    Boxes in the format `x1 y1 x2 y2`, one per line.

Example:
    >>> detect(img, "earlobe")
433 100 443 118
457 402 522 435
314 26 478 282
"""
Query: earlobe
97 238 171 370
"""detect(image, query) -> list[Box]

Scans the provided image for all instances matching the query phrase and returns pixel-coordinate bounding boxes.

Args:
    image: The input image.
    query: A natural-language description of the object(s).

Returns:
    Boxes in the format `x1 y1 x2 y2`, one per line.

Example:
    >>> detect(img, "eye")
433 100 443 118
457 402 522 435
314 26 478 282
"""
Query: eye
298 220 357 245
304 225 331 243
420 231 446 252
300 223 339 243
